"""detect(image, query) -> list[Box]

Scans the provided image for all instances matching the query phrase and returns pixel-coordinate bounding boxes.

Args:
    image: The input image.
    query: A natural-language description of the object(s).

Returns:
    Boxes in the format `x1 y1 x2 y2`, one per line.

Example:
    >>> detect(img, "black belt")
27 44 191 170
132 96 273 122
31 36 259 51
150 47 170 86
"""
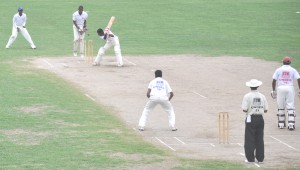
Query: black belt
251 114 263 117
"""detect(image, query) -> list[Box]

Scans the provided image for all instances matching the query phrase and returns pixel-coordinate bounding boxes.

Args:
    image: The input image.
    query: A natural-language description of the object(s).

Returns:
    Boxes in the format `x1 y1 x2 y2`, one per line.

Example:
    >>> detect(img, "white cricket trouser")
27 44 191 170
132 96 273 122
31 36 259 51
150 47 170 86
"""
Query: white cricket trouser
73 25 85 55
277 86 296 127
277 86 295 110
138 97 176 128
94 36 123 66
6 27 36 48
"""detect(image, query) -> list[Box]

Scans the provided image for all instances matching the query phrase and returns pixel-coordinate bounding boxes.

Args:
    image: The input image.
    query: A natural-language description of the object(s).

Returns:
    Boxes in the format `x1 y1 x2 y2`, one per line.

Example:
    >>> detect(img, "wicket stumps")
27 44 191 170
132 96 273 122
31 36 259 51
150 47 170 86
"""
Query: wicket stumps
218 112 229 144
84 39 93 63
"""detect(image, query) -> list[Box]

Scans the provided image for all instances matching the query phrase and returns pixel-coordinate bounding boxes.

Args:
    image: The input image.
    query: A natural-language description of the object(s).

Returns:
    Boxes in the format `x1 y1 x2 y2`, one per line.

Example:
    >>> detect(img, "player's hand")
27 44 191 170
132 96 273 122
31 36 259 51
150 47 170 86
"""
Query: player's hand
271 91 277 99
104 27 110 33
79 28 84 35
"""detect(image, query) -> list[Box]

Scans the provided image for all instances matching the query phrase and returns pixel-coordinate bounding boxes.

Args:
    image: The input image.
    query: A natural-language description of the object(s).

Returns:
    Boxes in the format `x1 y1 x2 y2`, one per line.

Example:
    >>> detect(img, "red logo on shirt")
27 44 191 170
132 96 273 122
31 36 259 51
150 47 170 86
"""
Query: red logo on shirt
282 71 289 78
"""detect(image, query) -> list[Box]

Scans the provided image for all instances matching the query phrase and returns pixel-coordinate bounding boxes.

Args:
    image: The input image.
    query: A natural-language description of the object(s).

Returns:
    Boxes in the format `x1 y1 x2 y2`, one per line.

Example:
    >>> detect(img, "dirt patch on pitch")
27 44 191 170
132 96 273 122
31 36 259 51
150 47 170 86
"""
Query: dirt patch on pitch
32 55 300 169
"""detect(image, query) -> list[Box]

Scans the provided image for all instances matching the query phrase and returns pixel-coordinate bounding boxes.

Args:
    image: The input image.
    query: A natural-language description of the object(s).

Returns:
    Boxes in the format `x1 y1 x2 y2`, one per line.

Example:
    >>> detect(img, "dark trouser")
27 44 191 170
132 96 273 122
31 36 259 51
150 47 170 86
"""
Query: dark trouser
244 115 264 162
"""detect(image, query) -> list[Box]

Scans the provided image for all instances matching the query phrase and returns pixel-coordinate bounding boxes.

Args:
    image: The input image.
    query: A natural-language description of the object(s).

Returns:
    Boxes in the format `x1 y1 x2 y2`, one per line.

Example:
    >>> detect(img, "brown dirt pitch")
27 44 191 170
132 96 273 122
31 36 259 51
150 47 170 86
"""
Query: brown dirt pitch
32 55 300 169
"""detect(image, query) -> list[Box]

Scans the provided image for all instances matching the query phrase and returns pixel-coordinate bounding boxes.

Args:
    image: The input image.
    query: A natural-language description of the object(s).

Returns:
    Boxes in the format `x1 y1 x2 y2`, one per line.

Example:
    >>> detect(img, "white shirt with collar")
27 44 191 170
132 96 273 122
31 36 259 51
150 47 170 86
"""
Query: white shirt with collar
272 65 300 87
241 90 268 115
13 13 26 28
148 77 172 100
72 11 88 27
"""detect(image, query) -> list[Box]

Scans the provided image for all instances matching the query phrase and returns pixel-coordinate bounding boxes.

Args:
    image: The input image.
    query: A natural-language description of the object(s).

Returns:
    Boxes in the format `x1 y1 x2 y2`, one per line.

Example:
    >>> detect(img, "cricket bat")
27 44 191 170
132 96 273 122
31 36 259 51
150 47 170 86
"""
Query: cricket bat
104 16 115 33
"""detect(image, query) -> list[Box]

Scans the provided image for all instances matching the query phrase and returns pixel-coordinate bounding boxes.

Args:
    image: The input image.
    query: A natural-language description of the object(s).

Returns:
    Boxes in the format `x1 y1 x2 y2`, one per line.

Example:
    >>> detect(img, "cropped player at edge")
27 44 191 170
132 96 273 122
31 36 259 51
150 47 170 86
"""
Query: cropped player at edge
271 56 300 130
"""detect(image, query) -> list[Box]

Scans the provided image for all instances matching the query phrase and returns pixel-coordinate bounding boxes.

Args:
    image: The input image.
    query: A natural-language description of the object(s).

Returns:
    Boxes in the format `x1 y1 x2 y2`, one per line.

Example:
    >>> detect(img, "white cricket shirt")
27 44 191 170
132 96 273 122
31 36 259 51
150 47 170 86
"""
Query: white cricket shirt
272 65 300 86
241 90 268 115
13 13 26 28
72 11 88 27
148 77 172 99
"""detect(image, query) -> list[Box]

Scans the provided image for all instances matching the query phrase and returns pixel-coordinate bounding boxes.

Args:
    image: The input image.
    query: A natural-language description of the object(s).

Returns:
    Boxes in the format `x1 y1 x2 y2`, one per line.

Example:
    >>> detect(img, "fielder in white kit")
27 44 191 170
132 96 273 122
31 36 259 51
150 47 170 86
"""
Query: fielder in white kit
5 6 36 49
93 28 123 67
138 70 177 131
271 56 300 130
72 5 88 58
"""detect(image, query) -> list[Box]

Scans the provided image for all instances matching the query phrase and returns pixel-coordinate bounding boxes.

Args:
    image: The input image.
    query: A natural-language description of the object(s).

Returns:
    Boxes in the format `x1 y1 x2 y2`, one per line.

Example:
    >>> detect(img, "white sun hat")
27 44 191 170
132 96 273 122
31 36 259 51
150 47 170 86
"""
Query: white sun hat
246 79 262 87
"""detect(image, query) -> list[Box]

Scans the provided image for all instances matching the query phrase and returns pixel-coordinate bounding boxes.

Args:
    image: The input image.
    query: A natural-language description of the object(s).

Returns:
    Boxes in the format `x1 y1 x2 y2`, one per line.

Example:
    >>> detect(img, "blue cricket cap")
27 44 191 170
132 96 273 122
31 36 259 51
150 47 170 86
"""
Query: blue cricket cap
18 6 23 11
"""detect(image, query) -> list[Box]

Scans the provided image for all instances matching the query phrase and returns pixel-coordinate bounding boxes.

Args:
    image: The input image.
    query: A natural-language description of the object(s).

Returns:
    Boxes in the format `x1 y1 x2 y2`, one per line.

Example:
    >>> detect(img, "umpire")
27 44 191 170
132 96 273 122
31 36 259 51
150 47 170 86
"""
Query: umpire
241 79 268 163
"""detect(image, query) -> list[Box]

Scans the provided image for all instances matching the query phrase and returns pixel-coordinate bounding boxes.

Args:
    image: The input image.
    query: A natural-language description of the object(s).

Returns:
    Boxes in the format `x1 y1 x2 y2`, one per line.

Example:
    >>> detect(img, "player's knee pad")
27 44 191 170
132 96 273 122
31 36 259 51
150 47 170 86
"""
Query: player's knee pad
277 109 286 128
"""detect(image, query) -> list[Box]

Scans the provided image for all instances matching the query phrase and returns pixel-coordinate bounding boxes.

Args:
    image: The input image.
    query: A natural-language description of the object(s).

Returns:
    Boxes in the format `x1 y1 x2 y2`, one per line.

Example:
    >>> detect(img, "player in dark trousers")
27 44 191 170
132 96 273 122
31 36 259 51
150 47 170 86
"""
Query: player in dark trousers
241 79 268 163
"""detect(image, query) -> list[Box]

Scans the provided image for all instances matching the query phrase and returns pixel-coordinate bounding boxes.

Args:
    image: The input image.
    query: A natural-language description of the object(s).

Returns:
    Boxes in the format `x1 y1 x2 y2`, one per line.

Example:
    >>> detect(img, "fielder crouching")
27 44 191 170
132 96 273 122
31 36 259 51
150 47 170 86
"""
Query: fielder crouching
5 6 36 49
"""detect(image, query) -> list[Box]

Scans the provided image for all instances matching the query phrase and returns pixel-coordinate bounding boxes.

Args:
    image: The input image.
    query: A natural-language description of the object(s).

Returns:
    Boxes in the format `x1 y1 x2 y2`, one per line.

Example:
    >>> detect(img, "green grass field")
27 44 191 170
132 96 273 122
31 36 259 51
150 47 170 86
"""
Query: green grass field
1 0 299 169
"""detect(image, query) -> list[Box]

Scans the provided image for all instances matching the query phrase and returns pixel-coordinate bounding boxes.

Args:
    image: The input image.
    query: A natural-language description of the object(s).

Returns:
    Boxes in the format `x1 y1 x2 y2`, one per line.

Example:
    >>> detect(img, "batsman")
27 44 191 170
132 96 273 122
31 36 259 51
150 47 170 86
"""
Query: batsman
271 56 300 130
93 16 123 67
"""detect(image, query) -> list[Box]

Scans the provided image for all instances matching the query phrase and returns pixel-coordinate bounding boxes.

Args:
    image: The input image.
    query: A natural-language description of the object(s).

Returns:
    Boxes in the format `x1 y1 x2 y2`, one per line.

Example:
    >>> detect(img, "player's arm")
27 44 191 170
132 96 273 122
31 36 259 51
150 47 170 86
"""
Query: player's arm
241 96 248 112
146 89 151 98
73 20 79 30
23 14 26 28
272 79 276 91
83 20 87 29
169 92 174 101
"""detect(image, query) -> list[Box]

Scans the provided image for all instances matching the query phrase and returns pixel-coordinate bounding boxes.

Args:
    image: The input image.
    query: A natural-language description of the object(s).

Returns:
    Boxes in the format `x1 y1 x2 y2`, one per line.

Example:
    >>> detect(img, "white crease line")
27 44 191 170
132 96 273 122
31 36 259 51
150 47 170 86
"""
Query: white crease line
254 163 260 168
123 57 137 66
173 137 186 145
192 91 207 98
155 137 176 151
85 94 96 101
61 63 69 67
43 59 54 68
239 153 260 167
270 136 298 151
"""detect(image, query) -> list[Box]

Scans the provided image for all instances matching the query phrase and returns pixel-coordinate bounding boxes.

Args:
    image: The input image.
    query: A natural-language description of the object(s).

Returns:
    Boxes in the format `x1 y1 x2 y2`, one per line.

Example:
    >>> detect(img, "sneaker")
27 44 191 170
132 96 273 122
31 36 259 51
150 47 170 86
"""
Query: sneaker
117 63 123 67
171 127 178 131
5 46 9 49
138 126 144 131
73 52 77 57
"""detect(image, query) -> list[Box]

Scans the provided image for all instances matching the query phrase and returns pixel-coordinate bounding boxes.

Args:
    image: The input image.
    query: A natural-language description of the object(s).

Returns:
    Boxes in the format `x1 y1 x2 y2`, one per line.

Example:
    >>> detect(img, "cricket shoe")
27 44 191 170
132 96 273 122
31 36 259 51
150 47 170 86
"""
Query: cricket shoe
117 63 123 67
73 52 77 57
288 124 295 131
138 126 144 131
171 127 178 131
5 46 9 49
